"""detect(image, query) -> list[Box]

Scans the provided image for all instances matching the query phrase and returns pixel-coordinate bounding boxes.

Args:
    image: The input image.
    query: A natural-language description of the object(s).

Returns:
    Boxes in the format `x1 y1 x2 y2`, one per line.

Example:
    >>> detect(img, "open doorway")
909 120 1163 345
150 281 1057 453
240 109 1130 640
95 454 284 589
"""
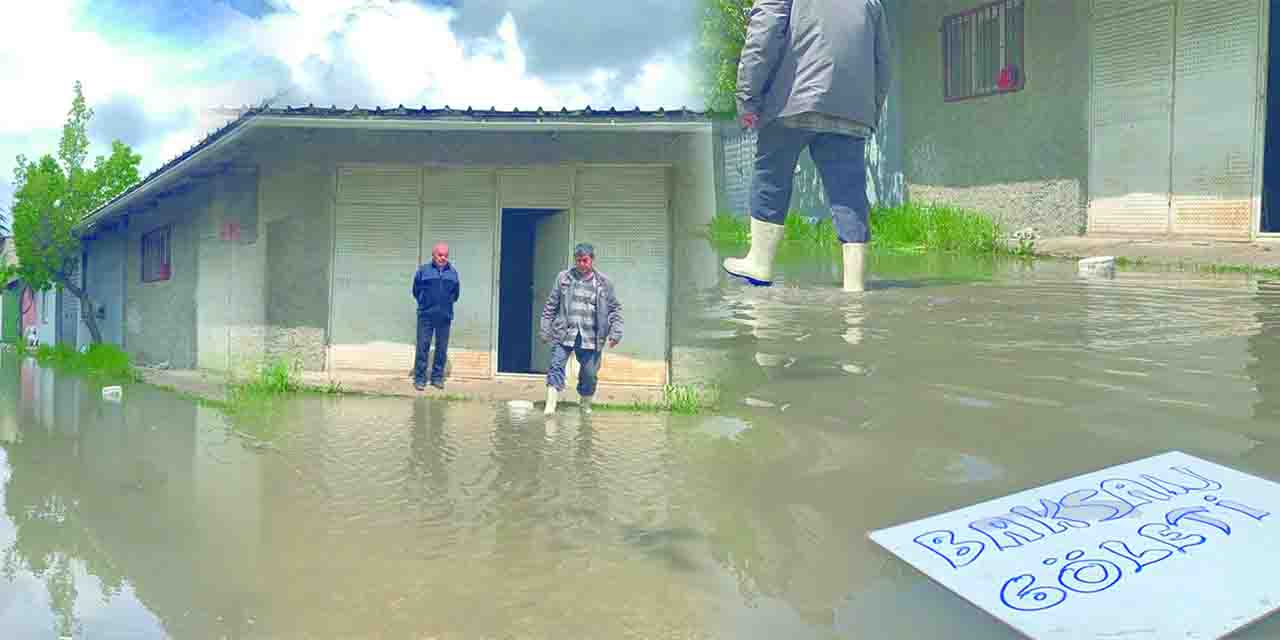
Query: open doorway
1263 0 1280 232
497 208 569 374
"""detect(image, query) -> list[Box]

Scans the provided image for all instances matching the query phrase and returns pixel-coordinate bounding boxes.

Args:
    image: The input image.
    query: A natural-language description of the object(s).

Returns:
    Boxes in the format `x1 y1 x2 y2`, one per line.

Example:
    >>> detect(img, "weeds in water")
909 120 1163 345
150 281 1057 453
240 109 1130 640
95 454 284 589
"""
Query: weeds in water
596 383 718 414
869 202 1004 254
706 211 751 244
21 342 139 382
664 383 711 414
706 202 1008 255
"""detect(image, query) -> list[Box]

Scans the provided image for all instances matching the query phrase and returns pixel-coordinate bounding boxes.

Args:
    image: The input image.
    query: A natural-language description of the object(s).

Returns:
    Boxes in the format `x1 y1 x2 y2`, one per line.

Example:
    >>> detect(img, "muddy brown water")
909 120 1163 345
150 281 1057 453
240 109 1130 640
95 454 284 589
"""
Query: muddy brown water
1 250 1279 639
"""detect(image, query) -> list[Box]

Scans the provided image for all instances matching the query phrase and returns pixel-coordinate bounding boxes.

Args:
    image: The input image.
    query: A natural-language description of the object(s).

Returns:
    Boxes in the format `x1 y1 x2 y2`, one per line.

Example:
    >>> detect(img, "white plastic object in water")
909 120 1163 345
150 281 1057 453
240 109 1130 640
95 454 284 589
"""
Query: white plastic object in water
1077 255 1116 277
101 385 122 403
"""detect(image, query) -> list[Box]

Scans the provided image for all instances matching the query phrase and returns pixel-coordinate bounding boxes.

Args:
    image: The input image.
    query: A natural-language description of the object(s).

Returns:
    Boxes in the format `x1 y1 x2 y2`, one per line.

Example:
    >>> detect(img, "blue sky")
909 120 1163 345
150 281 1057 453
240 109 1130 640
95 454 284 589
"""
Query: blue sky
0 0 700 221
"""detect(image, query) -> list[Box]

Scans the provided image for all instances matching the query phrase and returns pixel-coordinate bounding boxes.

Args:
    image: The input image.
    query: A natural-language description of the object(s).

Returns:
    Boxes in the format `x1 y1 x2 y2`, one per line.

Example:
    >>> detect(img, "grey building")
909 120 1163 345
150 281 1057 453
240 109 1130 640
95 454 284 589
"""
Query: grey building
74 106 714 388
719 0 1278 240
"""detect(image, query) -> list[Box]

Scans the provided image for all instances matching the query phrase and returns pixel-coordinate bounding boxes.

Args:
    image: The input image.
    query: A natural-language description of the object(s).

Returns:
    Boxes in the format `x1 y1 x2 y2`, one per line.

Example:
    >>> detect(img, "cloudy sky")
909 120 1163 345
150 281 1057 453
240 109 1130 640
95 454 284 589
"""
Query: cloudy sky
0 0 702 222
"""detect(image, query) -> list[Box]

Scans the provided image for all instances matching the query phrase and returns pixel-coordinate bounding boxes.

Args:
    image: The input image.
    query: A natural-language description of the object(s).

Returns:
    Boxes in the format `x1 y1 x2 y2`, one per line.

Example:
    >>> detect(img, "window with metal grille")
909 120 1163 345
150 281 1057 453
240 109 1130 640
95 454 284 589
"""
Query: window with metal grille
943 0 1025 102
141 226 171 282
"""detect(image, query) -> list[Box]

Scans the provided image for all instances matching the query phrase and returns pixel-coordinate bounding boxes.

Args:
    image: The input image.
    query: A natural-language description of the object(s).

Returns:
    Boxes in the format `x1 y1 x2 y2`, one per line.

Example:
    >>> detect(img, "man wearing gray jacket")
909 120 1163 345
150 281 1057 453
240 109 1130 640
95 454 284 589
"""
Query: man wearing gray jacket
538 243 623 415
722 0 892 292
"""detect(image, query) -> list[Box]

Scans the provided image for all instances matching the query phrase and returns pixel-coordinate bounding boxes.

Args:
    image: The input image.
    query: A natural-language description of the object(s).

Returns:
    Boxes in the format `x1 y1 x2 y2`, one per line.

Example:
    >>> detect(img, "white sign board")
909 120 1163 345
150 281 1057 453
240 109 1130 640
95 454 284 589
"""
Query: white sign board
868 451 1280 639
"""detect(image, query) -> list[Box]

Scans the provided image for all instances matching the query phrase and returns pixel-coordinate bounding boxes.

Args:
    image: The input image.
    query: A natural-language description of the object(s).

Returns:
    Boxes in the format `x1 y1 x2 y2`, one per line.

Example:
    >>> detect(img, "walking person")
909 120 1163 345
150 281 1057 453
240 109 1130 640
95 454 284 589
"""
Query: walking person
411 242 460 391
538 243 623 415
722 0 893 292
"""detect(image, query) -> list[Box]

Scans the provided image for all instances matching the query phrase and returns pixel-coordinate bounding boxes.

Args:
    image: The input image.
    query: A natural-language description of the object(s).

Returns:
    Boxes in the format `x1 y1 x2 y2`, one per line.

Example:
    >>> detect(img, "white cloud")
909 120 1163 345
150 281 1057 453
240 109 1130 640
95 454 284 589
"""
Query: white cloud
0 0 701 213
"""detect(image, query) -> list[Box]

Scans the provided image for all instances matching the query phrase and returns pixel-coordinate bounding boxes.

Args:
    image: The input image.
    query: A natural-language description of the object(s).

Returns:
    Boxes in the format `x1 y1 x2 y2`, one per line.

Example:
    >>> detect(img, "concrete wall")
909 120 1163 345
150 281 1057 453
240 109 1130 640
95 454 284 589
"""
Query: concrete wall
82 232 126 347
900 0 1091 237
258 157 331 372
266 126 713 381
125 185 203 368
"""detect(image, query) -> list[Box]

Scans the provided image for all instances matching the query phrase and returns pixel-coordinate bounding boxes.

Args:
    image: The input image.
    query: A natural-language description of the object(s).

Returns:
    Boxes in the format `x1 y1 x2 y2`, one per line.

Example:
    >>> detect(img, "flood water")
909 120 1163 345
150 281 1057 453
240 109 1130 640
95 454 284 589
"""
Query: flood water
2 249 1280 639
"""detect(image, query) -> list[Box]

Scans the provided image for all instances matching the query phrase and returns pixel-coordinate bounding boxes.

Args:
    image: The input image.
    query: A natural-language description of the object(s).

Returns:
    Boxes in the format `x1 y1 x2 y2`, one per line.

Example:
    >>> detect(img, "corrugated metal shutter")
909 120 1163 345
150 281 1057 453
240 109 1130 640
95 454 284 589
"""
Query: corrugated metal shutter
422 168 496 378
331 166 422 372
498 166 572 209
1087 0 1175 235
1169 0 1261 237
574 166 670 386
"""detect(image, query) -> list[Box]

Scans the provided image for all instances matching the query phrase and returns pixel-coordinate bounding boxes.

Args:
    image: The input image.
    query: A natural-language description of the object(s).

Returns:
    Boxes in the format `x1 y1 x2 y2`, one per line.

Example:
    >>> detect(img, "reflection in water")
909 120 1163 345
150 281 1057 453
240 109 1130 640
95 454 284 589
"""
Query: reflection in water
2 251 1280 638
1249 279 1280 422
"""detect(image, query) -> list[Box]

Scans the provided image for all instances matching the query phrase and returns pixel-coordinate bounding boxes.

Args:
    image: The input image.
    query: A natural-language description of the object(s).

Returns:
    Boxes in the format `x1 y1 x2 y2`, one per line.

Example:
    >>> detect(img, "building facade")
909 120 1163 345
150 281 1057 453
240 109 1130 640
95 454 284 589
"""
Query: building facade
76 106 714 388
899 0 1273 239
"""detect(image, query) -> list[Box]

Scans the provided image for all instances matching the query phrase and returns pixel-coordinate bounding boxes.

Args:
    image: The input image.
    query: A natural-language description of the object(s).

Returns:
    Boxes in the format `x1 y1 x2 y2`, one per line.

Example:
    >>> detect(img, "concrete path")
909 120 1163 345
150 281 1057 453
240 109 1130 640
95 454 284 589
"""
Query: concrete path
137 366 666 408
1035 236 1280 271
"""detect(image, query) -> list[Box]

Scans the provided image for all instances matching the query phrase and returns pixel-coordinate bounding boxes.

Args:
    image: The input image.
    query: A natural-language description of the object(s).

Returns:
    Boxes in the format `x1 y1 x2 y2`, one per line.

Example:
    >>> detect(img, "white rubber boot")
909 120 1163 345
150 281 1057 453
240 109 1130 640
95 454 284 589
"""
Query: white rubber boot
723 217 785 286
842 242 866 292
544 386 559 415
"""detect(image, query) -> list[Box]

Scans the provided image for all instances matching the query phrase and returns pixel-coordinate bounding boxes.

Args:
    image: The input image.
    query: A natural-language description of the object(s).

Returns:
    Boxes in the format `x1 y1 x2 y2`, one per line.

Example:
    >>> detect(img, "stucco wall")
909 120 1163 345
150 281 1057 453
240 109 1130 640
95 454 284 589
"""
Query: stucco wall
258 154 332 372
186 168 268 375
82 232 126 347
901 0 1091 237
125 186 202 369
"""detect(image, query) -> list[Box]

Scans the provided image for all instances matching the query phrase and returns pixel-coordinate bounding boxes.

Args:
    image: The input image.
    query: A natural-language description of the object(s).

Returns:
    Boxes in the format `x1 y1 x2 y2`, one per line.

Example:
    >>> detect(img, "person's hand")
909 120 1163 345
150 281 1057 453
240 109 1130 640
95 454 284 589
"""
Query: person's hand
738 112 759 129
607 338 619 348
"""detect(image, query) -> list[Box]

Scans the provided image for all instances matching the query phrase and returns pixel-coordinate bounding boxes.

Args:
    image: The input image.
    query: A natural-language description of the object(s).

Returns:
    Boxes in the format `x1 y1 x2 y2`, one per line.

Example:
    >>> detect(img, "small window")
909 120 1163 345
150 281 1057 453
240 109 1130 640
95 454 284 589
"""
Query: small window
141 226 172 283
943 0 1025 102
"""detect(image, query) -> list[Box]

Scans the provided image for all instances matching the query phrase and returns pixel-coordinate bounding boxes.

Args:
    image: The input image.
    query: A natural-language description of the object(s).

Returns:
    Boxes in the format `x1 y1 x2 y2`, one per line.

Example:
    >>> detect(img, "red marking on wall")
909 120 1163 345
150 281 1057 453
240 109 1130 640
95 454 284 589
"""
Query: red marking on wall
221 222 241 241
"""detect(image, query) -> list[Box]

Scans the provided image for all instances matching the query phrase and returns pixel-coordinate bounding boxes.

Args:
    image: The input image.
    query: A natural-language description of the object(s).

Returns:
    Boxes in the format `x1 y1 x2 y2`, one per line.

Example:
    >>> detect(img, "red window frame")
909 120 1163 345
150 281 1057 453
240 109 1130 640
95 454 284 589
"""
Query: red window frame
141 225 172 283
942 0 1026 102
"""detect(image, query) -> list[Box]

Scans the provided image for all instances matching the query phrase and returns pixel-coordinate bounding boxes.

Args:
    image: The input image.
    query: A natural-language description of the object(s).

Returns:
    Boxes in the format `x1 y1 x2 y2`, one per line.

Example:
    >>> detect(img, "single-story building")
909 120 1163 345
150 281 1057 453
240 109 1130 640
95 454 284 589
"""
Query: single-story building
717 0 1277 241
73 105 714 388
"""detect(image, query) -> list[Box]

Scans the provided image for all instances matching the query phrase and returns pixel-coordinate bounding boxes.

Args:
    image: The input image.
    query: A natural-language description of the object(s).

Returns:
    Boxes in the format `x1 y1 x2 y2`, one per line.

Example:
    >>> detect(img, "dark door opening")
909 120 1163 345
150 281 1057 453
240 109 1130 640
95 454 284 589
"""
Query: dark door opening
1262 0 1280 231
498 208 569 374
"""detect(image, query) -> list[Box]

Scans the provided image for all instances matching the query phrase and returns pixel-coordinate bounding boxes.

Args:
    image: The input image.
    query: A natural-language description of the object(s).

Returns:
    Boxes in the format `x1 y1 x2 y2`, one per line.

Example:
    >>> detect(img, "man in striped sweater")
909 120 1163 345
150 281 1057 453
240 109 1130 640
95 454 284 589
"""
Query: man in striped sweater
538 243 624 415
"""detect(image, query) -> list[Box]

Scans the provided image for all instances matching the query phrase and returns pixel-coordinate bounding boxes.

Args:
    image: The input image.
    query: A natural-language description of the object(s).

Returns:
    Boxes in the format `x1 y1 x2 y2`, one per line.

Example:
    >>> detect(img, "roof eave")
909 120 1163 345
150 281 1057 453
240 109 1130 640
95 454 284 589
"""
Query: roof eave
77 112 712 234
78 117 264 232
251 115 712 132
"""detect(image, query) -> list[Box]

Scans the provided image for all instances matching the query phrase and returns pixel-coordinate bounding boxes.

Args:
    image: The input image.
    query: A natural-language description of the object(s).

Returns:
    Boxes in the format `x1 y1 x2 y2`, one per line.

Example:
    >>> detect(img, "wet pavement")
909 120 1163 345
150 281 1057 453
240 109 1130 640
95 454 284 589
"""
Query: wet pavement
2 246 1280 638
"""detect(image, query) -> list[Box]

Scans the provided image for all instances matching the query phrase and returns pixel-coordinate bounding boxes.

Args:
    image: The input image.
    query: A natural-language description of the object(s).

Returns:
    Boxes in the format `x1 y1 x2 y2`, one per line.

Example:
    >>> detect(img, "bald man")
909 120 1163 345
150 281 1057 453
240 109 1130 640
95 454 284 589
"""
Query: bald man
411 242 460 390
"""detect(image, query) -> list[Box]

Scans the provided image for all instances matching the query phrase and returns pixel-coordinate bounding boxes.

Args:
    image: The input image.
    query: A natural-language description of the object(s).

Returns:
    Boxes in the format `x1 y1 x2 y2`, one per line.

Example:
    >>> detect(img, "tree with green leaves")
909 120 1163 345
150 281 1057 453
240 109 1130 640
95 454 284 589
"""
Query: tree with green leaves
695 0 754 117
3 81 141 345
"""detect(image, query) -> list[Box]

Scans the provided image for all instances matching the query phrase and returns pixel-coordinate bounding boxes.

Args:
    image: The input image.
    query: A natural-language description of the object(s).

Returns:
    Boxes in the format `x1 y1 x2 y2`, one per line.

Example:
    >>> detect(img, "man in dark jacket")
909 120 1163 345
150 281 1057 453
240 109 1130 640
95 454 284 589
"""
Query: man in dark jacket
538 243 623 415
722 0 893 292
411 242 460 390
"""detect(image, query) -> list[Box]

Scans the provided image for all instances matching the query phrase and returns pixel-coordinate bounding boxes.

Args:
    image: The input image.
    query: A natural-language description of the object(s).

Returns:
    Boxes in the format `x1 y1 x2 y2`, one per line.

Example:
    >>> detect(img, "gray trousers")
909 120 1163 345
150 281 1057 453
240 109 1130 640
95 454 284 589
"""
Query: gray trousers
546 334 603 396
750 120 871 243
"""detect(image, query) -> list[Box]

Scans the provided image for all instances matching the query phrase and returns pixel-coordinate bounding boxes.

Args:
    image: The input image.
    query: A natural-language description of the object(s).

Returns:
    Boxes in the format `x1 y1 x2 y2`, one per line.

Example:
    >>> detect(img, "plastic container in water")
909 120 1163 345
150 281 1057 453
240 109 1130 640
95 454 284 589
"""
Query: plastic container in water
1078 255 1116 278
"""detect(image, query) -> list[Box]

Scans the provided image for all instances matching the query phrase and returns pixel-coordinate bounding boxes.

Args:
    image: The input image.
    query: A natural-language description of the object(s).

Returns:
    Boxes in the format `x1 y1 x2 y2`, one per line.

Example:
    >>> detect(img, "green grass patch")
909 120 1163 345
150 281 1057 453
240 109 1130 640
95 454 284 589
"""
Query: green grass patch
20 342 139 382
596 383 719 414
706 202 1009 255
